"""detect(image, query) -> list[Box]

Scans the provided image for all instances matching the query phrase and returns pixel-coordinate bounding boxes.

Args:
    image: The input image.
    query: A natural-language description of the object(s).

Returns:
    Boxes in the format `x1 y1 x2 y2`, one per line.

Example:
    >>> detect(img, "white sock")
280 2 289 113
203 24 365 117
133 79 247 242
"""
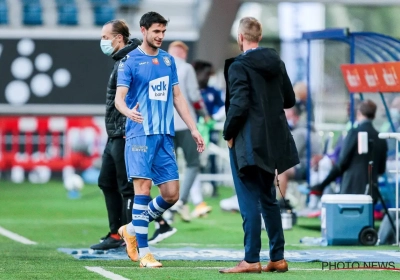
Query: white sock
139 247 151 258
127 222 136 236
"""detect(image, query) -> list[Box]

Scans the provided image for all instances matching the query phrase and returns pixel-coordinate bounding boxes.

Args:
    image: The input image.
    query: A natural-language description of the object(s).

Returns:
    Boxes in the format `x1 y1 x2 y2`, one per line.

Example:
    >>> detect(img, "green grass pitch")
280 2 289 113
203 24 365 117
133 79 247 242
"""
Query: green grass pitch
0 181 399 279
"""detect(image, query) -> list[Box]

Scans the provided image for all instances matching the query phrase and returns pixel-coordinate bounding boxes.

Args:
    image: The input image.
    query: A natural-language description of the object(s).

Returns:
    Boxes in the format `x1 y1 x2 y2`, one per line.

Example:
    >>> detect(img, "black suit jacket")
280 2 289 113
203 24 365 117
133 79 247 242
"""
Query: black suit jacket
223 48 299 175
319 121 388 195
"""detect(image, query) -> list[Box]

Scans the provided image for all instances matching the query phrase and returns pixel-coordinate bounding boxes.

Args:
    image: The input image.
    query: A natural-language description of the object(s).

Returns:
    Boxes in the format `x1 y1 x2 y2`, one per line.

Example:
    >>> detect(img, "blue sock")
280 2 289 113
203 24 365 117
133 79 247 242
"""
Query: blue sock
148 195 174 222
132 195 152 250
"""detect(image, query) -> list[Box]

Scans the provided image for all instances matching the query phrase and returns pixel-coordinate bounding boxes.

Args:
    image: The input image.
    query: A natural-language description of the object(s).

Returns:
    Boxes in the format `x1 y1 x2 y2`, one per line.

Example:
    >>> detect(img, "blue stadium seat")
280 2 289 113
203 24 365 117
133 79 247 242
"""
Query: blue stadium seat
58 4 78 25
93 5 115 26
118 0 140 7
90 0 109 6
22 0 41 4
0 2 8 25
56 0 76 6
23 4 43 25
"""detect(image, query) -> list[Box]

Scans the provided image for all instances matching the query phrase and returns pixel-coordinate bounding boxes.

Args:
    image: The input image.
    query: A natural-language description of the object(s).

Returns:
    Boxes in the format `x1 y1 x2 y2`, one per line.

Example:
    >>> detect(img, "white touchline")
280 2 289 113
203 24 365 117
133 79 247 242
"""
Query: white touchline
85 267 130 280
0 226 37 245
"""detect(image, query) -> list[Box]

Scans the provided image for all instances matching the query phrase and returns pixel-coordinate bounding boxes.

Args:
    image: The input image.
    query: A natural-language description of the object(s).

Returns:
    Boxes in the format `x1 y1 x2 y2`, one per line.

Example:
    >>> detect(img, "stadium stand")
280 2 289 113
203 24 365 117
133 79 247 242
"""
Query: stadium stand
90 0 110 6
23 1 43 25
118 0 140 8
93 4 115 26
56 0 76 6
57 1 78 25
0 0 8 25
0 0 198 30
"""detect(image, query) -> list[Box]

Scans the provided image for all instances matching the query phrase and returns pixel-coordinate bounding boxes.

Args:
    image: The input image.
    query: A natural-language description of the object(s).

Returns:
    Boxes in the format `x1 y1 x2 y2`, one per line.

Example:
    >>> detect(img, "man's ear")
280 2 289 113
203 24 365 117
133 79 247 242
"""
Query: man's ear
238 33 243 42
140 26 146 36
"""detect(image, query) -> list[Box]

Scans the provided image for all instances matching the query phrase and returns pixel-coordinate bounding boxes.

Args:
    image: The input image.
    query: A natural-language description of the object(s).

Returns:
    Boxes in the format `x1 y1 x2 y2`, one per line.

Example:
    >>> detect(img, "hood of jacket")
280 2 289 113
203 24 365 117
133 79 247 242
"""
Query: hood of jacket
112 38 142 61
235 47 282 79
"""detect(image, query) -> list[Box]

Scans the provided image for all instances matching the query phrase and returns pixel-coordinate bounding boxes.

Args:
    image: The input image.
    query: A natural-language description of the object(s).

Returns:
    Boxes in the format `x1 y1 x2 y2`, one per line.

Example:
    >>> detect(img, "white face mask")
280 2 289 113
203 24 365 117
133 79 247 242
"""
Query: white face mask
100 37 116 56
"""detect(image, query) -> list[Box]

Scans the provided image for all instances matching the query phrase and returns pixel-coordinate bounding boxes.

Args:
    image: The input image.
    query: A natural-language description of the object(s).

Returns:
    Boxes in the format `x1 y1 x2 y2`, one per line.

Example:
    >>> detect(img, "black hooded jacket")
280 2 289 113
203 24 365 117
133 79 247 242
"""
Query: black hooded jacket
105 39 141 137
223 47 299 175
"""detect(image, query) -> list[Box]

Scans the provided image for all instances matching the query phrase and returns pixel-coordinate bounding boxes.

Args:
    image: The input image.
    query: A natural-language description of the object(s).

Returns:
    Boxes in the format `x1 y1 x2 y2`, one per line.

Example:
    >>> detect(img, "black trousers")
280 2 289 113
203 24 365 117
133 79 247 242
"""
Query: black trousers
230 150 285 262
98 137 134 234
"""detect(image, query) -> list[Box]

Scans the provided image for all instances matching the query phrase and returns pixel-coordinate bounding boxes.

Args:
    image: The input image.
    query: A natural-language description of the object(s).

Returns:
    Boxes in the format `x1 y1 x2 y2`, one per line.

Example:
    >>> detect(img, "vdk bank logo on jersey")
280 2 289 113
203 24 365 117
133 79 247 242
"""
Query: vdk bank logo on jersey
149 76 169 101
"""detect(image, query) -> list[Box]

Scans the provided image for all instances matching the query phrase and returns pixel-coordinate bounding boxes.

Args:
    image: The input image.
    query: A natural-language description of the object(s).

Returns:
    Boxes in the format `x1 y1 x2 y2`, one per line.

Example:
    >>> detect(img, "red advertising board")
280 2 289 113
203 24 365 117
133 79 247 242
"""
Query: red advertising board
340 62 400 93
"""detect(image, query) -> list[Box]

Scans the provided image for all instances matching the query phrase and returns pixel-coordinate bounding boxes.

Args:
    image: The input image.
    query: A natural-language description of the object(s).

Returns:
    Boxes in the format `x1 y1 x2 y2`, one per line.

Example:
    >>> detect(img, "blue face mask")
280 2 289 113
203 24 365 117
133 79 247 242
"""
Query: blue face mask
100 37 116 56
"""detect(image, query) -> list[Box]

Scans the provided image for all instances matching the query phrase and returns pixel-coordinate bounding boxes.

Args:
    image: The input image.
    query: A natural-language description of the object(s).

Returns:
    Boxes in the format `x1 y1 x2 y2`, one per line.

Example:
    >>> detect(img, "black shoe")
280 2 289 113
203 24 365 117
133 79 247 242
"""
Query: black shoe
90 235 124 250
99 232 111 243
148 227 177 245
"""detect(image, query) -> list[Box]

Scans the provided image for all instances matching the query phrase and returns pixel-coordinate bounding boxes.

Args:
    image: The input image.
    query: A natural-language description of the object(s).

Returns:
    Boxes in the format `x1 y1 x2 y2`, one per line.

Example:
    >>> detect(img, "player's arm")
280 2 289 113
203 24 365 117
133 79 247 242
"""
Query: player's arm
115 87 142 123
115 87 129 115
173 84 198 132
115 57 143 123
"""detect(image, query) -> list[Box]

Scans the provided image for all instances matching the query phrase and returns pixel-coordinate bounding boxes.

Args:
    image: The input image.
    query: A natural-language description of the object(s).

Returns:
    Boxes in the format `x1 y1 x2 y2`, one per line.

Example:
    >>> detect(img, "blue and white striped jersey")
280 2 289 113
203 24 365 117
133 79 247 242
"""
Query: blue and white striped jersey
117 46 179 138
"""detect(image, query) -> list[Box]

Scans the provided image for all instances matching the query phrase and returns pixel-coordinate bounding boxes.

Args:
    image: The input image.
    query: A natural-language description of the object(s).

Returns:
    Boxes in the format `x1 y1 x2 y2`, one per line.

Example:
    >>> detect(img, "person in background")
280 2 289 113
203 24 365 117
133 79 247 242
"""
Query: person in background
168 41 212 221
193 60 225 198
310 100 387 197
219 16 298 274
90 19 140 251
277 104 322 205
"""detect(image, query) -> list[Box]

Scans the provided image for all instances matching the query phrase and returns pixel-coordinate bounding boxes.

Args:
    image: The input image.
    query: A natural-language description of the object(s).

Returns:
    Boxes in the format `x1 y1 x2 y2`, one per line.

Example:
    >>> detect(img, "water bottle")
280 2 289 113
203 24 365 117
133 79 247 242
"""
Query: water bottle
300 237 327 246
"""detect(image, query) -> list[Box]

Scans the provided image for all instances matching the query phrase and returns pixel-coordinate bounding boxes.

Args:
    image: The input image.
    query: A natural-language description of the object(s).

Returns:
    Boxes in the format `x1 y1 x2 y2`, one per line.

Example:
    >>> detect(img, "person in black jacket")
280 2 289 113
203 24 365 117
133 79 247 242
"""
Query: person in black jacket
310 100 387 198
91 19 174 250
219 17 299 274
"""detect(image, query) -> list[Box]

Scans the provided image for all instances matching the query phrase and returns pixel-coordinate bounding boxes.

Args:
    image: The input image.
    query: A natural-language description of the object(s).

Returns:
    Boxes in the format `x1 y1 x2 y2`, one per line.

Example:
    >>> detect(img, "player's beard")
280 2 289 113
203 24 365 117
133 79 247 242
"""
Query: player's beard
147 36 160 51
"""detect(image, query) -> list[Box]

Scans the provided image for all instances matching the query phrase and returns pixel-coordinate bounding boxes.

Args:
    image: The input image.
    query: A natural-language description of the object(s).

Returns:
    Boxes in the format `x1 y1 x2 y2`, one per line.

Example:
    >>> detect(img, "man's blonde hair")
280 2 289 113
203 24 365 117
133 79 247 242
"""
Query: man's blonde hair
238 17 262 43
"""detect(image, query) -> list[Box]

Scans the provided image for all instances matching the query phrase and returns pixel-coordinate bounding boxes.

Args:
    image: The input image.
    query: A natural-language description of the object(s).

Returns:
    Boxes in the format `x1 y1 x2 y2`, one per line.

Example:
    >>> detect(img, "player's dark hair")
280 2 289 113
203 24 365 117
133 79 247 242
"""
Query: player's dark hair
139 12 168 30
193 60 213 73
358 99 377 119
104 19 130 44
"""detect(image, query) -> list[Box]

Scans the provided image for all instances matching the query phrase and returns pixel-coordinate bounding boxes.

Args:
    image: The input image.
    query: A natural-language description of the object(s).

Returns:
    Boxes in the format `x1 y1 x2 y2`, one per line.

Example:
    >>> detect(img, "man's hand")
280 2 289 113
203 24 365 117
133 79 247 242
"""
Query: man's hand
191 130 205 153
227 138 234 148
127 103 143 123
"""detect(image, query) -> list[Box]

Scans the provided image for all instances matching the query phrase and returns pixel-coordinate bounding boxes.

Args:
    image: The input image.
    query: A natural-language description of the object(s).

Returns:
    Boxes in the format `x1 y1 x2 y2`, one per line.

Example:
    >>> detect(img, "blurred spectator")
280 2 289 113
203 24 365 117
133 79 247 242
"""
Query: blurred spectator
168 41 212 222
380 96 400 158
193 60 225 197
278 105 322 201
91 20 139 250
310 100 388 198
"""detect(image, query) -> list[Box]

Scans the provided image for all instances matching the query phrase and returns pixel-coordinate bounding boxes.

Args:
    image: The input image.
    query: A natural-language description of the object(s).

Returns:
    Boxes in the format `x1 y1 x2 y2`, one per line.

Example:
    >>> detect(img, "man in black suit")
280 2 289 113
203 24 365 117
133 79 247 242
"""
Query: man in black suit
219 17 299 274
311 100 387 197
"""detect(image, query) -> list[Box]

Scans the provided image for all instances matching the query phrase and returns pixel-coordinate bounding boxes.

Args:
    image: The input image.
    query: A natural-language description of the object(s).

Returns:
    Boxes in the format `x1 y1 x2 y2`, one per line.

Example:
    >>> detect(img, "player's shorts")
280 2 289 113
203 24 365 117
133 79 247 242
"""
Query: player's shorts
125 134 179 185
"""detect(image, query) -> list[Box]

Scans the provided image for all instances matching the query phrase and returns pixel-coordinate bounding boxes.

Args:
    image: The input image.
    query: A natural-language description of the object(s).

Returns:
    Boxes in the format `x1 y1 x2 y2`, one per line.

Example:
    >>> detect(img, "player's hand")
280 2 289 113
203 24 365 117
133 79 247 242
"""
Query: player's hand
227 138 234 148
127 103 143 123
191 130 205 153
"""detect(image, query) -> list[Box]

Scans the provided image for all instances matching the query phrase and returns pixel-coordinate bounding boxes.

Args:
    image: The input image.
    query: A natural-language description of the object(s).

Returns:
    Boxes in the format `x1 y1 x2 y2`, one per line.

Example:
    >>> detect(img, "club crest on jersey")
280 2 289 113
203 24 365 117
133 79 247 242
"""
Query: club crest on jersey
119 55 130 69
162 56 171 66
152 58 159 65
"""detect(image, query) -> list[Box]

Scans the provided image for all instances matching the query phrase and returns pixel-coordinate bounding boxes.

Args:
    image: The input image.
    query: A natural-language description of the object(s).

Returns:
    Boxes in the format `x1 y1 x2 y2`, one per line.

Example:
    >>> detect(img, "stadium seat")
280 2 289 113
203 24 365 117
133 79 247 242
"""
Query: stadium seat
58 4 78 25
22 0 41 4
90 0 110 6
0 2 8 25
56 0 76 6
118 0 140 7
23 4 43 25
93 5 115 26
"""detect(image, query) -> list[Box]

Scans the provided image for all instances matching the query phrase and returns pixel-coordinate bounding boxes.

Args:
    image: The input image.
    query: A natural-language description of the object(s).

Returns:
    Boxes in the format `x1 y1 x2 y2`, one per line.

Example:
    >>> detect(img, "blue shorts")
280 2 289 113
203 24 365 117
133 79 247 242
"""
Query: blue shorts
125 134 179 185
